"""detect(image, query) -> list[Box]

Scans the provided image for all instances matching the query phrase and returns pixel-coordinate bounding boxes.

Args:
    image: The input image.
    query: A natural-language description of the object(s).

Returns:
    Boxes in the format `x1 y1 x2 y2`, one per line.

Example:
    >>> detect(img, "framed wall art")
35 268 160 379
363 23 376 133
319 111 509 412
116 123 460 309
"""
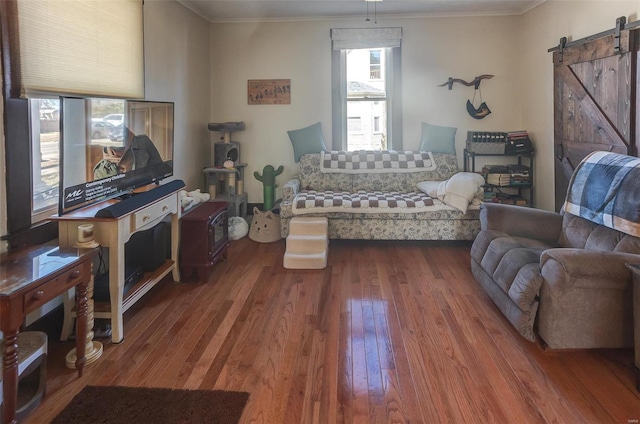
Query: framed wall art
248 79 290 105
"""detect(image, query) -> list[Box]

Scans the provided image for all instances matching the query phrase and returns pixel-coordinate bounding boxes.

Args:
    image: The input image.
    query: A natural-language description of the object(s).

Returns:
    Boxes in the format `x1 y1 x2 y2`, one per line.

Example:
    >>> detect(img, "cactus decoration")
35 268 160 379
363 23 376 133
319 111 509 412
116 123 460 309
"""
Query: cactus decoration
254 165 284 211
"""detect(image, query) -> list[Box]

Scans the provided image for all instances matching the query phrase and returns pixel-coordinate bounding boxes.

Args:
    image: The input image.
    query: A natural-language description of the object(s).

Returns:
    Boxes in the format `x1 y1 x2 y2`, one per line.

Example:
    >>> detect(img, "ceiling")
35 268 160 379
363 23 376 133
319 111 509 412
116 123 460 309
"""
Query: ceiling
175 0 546 23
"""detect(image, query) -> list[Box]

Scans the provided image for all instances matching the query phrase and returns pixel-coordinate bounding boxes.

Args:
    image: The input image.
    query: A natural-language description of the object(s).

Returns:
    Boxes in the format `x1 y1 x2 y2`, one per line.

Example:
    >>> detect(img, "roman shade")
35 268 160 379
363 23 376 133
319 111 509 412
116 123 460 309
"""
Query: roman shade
1 0 144 99
330 28 402 50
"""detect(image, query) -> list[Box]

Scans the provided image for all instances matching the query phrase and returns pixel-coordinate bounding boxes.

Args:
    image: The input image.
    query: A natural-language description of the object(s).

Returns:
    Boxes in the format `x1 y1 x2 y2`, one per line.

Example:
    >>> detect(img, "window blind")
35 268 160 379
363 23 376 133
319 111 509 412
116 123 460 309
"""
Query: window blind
2 0 144 99
330 28 402 50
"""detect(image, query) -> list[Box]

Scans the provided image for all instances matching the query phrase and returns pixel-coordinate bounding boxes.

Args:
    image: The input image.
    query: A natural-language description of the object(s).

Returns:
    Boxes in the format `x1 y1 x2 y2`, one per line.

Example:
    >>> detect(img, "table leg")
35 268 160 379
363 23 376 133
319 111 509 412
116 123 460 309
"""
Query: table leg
109 240 125 343
2 329 19 424
171 211 181 282
75 279 88 377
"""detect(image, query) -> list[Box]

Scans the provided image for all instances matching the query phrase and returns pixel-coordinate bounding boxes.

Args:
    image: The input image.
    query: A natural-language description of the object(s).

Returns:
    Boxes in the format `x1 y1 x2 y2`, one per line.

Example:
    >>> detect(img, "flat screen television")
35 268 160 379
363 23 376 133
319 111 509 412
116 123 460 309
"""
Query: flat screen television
59 98 174 215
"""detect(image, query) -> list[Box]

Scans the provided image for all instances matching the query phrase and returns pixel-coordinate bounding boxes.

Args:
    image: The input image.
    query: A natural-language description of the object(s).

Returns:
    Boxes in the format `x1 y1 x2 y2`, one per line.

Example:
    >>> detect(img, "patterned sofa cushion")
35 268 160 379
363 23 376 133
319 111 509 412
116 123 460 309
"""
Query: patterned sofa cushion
299 153 351 192
298 152 459 192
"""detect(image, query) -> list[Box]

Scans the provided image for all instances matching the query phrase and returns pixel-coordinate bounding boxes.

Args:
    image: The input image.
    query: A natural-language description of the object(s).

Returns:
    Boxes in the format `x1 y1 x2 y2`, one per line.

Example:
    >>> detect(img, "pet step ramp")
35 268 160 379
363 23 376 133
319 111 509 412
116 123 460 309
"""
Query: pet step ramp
283 251 328 270
286 234 328 254
284 217 328 269
289 217 328 236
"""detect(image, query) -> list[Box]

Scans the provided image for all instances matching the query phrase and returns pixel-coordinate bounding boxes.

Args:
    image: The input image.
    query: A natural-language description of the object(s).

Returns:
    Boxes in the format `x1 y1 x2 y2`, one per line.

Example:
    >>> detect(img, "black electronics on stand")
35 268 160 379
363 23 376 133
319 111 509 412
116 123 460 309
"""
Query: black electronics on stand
93 220 170 302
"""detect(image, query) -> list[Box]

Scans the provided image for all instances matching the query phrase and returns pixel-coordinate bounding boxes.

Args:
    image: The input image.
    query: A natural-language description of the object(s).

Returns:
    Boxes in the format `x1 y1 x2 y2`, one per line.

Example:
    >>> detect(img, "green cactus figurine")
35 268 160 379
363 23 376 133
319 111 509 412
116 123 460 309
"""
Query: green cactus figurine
254 164 284 211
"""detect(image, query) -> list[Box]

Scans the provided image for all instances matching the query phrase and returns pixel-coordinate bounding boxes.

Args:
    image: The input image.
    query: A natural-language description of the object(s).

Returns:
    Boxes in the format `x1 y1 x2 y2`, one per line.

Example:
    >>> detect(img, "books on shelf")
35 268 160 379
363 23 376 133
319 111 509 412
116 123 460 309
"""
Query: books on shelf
482 164 531 186
483 191 528 206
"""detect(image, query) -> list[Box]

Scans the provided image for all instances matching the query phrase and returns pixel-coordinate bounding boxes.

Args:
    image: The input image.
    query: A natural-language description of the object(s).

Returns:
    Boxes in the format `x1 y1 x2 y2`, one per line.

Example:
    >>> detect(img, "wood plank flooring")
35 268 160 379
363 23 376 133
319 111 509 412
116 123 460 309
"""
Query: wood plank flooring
24 238 640 423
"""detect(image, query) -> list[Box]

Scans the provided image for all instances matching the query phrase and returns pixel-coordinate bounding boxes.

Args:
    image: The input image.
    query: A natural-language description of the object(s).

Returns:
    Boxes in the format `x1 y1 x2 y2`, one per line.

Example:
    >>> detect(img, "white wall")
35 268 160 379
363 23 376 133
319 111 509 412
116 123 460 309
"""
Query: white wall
211 16 522 204
211 3 640 210
144 1 211 191
519 0 640 211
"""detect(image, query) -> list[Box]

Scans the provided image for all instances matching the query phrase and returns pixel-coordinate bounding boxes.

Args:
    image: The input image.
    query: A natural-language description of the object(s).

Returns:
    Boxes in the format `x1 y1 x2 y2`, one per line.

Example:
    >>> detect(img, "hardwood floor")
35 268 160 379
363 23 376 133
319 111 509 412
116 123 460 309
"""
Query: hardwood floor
25 238 640 423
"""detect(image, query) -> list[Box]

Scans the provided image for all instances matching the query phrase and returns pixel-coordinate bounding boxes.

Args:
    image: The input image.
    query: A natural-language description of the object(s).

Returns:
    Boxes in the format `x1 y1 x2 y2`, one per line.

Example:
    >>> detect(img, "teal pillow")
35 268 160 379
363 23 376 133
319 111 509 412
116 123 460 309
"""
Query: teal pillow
287 122 327 162
419 122 457 154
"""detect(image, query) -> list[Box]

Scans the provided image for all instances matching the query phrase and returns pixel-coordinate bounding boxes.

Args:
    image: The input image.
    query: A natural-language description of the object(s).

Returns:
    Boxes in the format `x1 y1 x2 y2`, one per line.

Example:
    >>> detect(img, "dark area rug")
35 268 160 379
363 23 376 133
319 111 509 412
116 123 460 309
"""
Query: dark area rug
51 385 249 424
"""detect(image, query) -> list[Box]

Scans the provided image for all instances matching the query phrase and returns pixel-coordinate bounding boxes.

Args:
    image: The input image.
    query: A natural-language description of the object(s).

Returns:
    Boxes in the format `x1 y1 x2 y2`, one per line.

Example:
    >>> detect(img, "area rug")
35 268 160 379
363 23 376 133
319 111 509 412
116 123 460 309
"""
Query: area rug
51 385 249 424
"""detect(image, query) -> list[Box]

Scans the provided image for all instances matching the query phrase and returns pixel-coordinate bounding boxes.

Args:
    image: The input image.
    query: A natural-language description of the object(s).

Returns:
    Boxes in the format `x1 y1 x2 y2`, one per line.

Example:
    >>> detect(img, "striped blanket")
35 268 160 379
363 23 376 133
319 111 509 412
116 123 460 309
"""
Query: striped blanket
320 150 436 174
564 151 640 237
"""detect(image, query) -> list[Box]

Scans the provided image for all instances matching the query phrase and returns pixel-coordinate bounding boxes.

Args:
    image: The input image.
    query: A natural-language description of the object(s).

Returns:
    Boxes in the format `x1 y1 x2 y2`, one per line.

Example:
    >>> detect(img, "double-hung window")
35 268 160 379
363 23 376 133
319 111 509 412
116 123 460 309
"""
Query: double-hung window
1 0 143 247
331 28 402 152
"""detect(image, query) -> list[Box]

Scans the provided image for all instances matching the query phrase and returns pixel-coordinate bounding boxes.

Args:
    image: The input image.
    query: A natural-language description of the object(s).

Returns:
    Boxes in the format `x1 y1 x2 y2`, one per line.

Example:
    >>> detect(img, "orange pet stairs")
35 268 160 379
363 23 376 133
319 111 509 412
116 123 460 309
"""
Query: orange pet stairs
283 217 328 269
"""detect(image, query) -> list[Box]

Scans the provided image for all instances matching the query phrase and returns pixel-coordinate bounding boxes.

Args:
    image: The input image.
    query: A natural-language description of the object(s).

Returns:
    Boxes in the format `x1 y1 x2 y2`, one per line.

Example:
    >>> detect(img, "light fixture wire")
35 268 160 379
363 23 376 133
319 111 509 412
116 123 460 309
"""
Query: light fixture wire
365 0 380 24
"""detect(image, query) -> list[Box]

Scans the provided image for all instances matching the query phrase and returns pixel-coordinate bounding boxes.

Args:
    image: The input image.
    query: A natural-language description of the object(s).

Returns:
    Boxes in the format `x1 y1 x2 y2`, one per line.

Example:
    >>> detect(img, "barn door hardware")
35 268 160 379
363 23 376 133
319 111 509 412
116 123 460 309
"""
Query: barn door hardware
614 16 626 54
549 16 640 55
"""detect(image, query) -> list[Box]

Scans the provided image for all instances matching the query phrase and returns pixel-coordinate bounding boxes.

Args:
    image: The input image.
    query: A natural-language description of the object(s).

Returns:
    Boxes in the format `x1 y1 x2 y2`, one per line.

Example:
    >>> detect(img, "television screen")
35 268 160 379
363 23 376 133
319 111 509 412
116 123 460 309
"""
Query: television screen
59 98 174 215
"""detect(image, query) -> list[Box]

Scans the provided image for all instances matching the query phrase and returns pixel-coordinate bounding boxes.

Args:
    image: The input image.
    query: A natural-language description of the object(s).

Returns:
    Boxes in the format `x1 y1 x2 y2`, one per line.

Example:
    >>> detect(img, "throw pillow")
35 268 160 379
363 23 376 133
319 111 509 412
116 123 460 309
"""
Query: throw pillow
416 180 442 198
419 122 457 155
287 122 327 162
436 172 485 214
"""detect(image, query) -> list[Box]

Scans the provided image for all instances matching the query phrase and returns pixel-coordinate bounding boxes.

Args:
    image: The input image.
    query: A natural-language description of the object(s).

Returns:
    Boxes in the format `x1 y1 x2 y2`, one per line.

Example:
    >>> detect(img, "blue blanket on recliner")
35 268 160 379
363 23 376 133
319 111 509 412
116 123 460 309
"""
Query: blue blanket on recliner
564 151 640 237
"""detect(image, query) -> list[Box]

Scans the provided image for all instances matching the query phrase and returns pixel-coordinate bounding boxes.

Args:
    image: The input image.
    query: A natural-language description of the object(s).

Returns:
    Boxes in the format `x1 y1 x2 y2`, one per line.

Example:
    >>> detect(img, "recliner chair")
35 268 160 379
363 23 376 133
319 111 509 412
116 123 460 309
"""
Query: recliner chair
471 151 639 348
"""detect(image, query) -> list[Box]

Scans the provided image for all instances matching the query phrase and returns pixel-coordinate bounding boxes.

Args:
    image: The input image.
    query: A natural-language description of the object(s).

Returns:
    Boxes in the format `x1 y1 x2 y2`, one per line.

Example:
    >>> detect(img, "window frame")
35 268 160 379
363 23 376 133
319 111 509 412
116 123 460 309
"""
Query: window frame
1 0 144 249
332 46 402 151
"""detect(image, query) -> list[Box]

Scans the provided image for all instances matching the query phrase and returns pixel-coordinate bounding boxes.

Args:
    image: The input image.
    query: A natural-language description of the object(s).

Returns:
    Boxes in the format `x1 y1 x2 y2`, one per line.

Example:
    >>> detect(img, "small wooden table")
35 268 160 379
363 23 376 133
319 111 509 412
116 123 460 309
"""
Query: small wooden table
0 246 97 424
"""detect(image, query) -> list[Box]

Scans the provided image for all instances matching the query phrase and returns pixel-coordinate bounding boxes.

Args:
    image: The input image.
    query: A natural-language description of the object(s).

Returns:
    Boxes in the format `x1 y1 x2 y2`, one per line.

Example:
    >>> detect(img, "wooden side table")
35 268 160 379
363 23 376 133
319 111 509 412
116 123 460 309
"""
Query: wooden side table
626 263 640 391
0 246 97 424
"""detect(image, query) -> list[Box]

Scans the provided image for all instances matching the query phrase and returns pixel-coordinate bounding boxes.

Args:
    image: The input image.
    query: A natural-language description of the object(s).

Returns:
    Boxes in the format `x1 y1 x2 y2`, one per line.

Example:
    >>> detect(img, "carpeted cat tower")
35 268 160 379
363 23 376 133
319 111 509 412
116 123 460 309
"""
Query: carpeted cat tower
283 217 328 269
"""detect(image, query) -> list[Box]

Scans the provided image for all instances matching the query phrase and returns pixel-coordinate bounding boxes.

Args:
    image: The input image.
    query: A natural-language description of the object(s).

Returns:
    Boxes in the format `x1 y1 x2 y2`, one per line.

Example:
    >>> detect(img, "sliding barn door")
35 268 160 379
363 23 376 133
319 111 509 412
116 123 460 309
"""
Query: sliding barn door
552 21 640 211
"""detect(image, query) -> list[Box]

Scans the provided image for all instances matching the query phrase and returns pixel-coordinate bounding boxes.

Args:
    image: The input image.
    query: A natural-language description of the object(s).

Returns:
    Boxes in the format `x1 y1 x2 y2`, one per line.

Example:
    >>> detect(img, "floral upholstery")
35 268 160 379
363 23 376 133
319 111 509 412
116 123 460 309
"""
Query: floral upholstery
280 152 481 240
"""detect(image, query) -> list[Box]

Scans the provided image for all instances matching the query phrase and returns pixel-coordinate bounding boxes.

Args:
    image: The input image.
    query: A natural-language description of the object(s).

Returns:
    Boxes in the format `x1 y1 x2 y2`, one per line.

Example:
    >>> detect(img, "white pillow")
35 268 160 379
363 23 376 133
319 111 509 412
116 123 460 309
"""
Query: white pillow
436 172 485 213
416 180 442 198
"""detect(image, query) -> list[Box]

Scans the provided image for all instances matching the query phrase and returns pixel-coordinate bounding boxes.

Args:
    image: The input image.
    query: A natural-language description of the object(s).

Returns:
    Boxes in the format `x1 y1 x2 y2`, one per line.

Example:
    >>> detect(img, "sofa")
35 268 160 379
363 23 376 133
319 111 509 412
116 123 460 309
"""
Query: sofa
471 151 639 349
280 150 484 240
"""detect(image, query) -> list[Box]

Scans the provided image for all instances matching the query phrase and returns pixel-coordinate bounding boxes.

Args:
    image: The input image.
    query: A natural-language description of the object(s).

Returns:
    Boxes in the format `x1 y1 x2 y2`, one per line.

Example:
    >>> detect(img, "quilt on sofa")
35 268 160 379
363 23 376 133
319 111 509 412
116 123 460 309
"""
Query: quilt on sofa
280 152 482 240
292 190 434 214
320 150 436 173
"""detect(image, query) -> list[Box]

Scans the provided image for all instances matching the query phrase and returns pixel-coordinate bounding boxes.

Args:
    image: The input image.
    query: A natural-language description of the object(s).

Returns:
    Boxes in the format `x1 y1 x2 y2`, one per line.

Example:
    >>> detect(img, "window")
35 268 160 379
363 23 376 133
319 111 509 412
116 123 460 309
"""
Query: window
345 48 388 150
348 117 362 133
369 50 382 80
28 98 126 223
330 28 402 152
2 0 144 248
30 99 60 222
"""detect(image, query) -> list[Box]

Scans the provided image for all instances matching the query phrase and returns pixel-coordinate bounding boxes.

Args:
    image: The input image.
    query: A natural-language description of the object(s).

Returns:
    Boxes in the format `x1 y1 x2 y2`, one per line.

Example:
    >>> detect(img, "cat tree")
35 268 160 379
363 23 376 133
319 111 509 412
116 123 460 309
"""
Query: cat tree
204 122 248 218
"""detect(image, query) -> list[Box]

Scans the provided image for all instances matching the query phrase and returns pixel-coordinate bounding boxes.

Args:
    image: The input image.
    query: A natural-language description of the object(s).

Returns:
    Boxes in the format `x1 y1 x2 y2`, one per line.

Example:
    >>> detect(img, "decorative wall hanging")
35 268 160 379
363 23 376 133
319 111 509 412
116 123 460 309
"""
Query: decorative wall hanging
466 91 491 119
248 79 291 105
438 74 494 119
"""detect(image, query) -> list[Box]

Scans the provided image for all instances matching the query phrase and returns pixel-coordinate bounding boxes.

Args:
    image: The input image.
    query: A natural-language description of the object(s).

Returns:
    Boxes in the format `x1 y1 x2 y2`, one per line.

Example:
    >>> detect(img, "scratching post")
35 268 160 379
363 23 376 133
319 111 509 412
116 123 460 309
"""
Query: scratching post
208 122 245 167
254 165 284 211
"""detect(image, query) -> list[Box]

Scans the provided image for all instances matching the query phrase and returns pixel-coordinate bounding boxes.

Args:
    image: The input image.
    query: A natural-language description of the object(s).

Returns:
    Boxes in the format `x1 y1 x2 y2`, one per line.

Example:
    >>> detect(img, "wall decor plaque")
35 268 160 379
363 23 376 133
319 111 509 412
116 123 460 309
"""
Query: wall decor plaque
248 79 291 105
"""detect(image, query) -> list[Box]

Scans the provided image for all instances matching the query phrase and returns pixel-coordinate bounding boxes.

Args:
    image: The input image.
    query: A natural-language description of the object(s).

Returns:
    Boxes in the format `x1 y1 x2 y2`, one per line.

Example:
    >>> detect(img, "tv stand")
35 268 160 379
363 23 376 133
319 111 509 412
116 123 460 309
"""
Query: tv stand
52 183 182 343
